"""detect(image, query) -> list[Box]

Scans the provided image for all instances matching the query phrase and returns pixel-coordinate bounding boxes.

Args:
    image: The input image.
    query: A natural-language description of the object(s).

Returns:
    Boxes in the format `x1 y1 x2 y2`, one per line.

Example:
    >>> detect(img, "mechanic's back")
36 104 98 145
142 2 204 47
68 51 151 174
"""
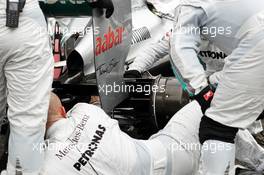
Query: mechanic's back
180 0 264 54
42 97 264 175
43 103 152 175
171 0 264 174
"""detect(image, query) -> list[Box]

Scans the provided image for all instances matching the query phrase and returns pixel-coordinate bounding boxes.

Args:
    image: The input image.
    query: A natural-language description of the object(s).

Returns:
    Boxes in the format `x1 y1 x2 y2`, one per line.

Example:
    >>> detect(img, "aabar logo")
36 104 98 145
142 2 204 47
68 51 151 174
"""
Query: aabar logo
203 90 214 101
95 26 124 56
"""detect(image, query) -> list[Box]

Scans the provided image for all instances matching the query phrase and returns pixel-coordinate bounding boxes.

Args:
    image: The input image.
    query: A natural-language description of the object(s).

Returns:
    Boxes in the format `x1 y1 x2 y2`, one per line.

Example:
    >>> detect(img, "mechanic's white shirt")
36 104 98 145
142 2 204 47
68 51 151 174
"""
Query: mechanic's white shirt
129 30 225 85
170 0 264 91
42 103 264 175
42 103 151 175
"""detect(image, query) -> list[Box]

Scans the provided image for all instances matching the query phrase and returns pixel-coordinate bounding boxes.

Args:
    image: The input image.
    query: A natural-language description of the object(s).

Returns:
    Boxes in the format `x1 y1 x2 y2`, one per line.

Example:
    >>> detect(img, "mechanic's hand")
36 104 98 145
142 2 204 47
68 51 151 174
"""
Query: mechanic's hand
90 0 114 18
191 85 215 114
124 70 142 78
0 170 7 175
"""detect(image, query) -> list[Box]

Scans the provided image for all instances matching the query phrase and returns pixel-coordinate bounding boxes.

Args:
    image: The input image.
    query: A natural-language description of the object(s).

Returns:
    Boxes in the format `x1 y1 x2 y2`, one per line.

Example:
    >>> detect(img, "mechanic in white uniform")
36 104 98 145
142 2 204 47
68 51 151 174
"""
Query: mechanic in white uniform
0 0 53 174
169 0 264 174
125 30 225 86
42 93 264 175
0 0 116 174
124 29 263 134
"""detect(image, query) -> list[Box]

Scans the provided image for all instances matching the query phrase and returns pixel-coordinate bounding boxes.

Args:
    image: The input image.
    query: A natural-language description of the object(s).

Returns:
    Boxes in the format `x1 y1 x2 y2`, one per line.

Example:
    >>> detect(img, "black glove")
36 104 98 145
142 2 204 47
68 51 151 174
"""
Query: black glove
90 0 114 18
191 85 215 114
124 70 142 78
257 110 264 120
146 2 156 13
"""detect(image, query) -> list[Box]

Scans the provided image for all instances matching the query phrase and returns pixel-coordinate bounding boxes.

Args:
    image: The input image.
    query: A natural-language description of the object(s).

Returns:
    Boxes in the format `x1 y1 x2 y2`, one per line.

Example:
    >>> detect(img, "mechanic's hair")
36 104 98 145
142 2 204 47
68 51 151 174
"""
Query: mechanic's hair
48 92 62 119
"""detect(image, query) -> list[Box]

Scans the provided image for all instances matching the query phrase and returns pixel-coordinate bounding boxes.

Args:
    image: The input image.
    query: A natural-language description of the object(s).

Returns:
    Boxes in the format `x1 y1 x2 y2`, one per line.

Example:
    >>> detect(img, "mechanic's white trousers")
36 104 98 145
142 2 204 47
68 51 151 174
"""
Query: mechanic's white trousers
151 102 264 175
0 2 54 174
150 101 203 175
199 140 236 175
235 129 264 172
206 29 264 128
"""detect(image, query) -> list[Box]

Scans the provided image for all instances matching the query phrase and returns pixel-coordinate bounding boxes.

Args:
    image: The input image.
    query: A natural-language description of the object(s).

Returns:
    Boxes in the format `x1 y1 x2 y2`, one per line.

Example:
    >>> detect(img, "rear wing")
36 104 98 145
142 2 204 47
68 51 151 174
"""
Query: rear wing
40 0 132 113
92 0 132 113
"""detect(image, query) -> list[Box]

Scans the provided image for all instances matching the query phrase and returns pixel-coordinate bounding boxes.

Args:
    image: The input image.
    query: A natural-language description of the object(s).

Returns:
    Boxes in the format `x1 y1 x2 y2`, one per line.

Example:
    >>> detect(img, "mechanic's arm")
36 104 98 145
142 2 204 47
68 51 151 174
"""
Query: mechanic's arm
170 5 208 94
128 32 170 73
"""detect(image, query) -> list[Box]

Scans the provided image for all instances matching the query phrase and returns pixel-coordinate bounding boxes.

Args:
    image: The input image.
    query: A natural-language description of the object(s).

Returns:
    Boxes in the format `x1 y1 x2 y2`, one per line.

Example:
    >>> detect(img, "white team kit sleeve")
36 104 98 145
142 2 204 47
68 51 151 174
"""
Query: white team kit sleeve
128 32 170 73
170 5 208 93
